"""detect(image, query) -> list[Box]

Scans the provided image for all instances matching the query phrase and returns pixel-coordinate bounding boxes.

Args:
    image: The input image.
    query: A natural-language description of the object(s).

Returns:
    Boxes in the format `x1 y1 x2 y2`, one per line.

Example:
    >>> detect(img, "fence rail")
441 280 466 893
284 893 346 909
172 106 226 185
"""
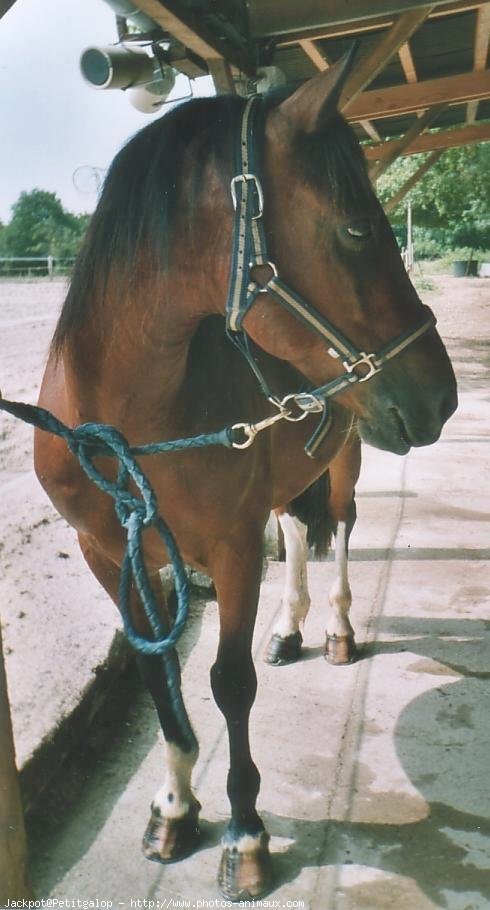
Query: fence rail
0 256 75 277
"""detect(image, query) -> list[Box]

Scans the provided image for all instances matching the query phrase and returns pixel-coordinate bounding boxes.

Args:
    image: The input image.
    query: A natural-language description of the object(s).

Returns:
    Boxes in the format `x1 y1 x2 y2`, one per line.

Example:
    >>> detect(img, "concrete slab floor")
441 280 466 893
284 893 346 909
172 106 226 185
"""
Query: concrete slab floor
26 377 490 910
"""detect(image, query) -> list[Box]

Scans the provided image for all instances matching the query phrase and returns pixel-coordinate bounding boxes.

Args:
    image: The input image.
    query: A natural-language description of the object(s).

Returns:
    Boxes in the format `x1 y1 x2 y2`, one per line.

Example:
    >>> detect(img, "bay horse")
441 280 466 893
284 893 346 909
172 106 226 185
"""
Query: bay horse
33 52 457 900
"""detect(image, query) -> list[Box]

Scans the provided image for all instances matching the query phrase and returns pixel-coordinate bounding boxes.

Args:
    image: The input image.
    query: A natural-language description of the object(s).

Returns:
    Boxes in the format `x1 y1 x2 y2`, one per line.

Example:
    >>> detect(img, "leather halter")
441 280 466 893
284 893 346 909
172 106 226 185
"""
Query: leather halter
225 98 437 457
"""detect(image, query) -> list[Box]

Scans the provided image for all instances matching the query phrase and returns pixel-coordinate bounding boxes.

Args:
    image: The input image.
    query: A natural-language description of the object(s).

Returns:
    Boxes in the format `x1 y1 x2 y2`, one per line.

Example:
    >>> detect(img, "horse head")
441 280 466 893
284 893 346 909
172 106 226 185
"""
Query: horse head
237 53 458 455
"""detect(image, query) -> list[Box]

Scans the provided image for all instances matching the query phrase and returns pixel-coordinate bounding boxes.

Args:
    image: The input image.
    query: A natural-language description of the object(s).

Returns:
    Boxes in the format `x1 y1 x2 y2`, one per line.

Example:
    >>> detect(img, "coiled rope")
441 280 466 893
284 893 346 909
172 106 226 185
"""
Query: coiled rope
0 396 240 745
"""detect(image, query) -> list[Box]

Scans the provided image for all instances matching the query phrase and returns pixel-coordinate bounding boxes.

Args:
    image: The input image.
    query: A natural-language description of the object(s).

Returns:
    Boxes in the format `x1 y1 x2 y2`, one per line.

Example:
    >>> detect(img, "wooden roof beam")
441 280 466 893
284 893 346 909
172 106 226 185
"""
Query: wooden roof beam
341 7 434 110
467 3 490 123
207 59 236 93
365 120 490 157
384 149 444 212
369 102 447 178
134 0 256 75
345 68 490 120
251 0 480 39
275 2 482 46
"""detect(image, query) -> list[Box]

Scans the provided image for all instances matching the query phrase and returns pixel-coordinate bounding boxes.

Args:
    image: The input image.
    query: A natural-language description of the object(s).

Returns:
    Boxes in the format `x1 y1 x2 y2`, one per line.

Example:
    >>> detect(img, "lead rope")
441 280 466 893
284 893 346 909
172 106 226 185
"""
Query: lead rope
0 394 292 747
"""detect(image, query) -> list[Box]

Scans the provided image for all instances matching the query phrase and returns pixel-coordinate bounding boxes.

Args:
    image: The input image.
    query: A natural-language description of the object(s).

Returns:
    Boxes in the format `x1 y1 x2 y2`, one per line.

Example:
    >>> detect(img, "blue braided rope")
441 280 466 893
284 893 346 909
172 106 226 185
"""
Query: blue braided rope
0 396 237 745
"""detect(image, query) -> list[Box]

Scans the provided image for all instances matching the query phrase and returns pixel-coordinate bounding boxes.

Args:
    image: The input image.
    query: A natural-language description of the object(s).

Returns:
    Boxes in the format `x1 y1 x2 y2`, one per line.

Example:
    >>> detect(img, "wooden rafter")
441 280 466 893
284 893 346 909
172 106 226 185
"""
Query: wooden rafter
275 2 482 46
369 103 447 178
467 3 490 123
474 1 490 66
360 120 383 140
398 40 418 81
345 68 490 120
207 58 236 93
251 0 480 39
134 0 255 74
341 7 434 110
384 149 444 212
365 120 490 157
299 38 329 70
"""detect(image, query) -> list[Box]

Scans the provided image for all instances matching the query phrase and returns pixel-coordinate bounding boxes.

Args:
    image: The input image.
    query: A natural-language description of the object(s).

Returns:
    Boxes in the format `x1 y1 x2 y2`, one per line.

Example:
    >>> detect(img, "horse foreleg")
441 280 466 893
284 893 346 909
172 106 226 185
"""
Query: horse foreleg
209 531 273 901
264 510 310 665
137 652 200 863
78 534 200 863
325 430 361 665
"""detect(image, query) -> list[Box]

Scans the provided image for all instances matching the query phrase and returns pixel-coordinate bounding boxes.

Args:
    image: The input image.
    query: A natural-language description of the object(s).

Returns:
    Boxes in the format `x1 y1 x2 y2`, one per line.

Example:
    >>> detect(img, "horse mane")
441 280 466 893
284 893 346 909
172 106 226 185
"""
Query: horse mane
52 92 374 354
52 94 244 353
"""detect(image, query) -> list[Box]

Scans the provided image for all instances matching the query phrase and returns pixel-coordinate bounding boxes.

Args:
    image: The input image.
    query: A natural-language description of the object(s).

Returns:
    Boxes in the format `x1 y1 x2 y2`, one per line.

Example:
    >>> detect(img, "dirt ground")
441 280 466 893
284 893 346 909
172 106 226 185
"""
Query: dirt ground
0 278 123 773
0 280 62 480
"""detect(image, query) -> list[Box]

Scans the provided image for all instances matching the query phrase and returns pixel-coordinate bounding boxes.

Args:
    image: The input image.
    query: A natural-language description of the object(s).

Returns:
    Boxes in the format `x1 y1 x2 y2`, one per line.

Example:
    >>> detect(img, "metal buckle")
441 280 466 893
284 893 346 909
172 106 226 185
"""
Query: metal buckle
343 352 381 383
230 173 264 219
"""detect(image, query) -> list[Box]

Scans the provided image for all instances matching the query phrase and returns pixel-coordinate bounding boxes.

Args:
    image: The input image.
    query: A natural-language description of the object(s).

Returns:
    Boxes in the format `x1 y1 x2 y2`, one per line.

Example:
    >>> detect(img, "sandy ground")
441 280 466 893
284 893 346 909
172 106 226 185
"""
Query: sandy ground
0 279 123 772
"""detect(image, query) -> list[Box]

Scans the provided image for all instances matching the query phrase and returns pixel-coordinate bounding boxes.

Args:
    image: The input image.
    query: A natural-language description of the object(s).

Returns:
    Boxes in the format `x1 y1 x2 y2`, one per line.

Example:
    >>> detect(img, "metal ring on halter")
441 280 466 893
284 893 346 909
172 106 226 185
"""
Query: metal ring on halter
254 260 278 293
230 173 264 219
342 352 381 383
280 392 324 422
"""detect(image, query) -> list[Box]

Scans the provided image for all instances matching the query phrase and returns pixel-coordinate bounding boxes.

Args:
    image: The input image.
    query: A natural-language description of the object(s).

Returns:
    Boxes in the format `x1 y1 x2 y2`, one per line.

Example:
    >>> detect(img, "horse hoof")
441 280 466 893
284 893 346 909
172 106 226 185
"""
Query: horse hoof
324 633 357 665
264 631 302 665
142 799 201 864
218 833 274 901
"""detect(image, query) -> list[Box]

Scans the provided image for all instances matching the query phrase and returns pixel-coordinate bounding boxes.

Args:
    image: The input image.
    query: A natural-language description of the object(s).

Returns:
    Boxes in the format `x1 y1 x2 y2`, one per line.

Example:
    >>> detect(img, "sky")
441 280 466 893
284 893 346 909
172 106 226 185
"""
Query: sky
0 0 213 223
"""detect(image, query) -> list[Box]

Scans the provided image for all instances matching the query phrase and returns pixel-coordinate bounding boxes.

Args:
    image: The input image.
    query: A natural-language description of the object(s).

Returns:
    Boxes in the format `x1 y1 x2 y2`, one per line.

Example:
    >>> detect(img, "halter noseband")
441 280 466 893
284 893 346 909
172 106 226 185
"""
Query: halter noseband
225 98 436 457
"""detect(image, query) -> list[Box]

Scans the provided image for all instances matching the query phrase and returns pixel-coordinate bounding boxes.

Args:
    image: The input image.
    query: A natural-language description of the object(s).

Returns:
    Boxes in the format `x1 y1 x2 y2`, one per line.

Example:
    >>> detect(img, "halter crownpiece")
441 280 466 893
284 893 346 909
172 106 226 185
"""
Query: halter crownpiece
225 98 437 457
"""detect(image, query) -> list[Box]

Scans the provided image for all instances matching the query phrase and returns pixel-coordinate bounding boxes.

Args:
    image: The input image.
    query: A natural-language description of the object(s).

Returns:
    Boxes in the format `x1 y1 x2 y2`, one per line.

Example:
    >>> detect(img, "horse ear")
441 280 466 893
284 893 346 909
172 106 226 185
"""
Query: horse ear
277 42 360 135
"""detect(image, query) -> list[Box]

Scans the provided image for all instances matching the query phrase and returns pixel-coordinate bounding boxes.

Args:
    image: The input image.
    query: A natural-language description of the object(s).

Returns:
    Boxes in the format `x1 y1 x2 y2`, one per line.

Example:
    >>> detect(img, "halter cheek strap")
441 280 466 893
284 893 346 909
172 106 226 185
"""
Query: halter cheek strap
225 98 437 457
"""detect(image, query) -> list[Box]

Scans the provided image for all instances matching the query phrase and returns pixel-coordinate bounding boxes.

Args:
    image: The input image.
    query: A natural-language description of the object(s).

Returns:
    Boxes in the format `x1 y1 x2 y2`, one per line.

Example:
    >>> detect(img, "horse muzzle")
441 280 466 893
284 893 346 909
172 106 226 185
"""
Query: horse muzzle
357 346 458 455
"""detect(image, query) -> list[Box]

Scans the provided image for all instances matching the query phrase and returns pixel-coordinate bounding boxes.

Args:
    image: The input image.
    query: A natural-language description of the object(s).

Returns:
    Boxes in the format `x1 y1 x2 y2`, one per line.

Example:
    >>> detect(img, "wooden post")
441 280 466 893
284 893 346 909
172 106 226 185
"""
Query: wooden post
0 621 33 902
407 198 414 271
207 58 236 94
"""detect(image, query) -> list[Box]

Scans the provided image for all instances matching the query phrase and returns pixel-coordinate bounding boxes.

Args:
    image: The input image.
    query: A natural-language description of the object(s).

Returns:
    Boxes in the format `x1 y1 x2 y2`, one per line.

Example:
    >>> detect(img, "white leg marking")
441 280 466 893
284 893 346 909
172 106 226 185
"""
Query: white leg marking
326 520 354 638
153 742 199 819
273 514 311 637
224 832 268 851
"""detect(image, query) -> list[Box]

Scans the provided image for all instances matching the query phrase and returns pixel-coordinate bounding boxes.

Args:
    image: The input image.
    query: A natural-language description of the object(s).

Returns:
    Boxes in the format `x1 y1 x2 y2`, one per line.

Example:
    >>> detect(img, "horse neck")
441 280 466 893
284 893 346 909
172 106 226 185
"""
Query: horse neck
63 196 231 431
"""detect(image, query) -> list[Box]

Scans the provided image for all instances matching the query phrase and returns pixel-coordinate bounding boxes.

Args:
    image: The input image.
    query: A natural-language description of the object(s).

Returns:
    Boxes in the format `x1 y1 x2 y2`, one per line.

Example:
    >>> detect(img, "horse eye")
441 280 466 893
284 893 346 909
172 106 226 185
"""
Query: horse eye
346 223 371 241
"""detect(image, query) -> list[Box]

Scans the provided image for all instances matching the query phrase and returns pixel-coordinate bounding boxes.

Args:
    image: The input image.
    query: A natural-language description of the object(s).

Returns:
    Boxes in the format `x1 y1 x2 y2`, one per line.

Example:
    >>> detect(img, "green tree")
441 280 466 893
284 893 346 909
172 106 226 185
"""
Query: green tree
377 142 490 250
0 220 7 255
4 189 89 258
